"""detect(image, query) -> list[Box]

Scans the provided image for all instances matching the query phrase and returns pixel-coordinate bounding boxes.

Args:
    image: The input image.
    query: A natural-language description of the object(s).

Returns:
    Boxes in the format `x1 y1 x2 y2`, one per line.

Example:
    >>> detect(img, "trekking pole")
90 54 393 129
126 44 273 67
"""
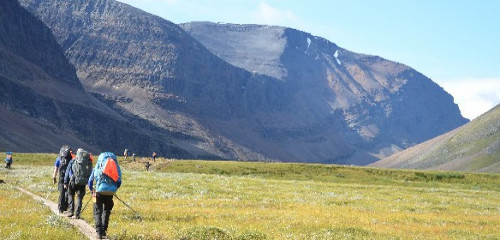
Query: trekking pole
45 189 51 199
45 186 55 199
80 192 93 213
114 194 142 218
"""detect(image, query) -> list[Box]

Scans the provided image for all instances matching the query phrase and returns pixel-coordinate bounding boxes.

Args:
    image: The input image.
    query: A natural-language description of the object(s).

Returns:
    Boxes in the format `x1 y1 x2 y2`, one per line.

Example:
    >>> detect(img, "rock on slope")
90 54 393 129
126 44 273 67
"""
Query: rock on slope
19 0 468 164
370 104 500 173
0 0 188 155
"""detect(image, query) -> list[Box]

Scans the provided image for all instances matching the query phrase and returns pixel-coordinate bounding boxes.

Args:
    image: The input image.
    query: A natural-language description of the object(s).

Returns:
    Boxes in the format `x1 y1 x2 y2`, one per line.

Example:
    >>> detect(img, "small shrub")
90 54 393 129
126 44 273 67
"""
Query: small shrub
414 172 426 179
46 214 72 228
318 227 372 239
177 226 231 240
236 230 268 240
414 172 466 182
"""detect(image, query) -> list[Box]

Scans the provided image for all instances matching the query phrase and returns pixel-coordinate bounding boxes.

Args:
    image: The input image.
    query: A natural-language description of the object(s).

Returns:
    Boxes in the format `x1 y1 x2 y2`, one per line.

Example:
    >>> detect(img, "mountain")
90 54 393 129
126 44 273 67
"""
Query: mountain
18 0 282 161
0 0 191 156
180 22 469 163
370 104 500 173
18 0 468 164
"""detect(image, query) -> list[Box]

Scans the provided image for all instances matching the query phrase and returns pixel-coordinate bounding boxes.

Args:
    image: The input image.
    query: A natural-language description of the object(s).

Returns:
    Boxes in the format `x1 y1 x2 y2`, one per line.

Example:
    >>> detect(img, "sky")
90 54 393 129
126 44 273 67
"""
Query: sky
117 0 500 120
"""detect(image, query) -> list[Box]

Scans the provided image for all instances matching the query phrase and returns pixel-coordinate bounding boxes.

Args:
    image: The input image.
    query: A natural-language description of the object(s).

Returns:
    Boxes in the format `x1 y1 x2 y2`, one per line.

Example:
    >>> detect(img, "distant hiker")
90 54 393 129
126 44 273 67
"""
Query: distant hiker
64 148 93 219
132 153 136 162
144 161 151 171
5 152 13 169
53 145 73 214
123 149 129 161
88 152 122 239
152 152 157 162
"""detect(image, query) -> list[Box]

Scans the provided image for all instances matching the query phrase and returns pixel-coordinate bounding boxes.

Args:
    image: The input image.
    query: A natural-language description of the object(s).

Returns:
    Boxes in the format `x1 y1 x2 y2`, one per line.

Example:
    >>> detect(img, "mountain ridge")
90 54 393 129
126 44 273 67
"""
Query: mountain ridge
17 0 468 164
19 0 282 160
370 104 500 172
180 21 468 163
0 0 196 157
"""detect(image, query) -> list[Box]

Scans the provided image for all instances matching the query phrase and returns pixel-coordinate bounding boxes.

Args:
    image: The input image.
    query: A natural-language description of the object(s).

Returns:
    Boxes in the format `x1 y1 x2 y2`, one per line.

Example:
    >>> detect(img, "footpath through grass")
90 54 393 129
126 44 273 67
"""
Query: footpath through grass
1 153 499 239
0 181 86 239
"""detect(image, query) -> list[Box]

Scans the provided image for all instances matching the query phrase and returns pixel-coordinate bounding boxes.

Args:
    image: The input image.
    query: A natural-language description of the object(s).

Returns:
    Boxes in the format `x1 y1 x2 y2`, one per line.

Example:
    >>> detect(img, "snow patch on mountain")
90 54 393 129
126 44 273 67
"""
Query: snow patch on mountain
334 50 341 65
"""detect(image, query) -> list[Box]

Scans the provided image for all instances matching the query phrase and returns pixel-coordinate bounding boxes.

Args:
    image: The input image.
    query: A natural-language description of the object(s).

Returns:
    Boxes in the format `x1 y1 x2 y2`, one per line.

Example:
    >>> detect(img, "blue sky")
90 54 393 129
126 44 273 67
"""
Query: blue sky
117 0 499 119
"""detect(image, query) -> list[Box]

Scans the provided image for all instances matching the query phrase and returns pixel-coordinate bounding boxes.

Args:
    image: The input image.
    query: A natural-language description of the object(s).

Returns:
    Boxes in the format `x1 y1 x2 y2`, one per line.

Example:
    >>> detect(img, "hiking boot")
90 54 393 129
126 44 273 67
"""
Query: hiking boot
65 212 74 218
97 232 106 239
72 215 80 219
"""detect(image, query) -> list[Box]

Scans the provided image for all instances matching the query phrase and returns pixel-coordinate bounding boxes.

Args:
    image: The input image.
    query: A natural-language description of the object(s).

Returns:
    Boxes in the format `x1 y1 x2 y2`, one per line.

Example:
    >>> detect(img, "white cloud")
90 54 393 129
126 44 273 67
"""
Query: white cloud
252 2 299 26
440 78 500 120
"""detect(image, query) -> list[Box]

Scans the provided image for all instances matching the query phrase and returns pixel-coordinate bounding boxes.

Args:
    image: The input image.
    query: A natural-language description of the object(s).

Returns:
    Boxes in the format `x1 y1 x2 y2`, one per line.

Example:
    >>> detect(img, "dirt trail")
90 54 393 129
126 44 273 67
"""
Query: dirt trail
17 187 100 239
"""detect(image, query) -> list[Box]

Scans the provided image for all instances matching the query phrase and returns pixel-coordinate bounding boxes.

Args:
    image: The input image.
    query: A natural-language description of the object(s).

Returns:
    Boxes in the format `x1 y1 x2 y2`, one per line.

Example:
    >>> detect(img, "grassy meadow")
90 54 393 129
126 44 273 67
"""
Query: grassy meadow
0 168 86 239
0 153 499 239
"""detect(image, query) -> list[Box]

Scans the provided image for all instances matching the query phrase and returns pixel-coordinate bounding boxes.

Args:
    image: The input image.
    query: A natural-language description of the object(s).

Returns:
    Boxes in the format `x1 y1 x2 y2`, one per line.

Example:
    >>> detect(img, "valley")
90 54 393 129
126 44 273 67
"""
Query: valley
1 154 499 239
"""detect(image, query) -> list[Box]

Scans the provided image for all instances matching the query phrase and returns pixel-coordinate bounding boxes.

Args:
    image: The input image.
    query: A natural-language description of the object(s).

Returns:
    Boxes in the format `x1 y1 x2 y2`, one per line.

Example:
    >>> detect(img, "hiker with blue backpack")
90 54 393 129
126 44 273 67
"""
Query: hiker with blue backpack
5 152 13 169
64 148 93 219
88 152 122 239
53 145 73 214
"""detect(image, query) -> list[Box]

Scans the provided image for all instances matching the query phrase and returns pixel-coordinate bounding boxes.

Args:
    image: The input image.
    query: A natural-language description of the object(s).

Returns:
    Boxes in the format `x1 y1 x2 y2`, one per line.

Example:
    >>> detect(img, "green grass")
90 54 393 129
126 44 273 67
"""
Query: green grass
1 153 499 239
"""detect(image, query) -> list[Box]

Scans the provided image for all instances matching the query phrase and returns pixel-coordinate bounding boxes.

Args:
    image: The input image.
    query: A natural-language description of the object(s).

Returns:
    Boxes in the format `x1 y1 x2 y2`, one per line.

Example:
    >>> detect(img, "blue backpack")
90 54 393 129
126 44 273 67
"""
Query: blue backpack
5 152 12 163
93 152 122 195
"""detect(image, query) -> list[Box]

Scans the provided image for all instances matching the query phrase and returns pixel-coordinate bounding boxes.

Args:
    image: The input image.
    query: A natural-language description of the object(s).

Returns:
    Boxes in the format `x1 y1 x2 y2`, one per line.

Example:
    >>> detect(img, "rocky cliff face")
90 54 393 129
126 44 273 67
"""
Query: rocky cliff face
18 0 468 164
19 0 280 160
0 0 193 156
181 22 469 163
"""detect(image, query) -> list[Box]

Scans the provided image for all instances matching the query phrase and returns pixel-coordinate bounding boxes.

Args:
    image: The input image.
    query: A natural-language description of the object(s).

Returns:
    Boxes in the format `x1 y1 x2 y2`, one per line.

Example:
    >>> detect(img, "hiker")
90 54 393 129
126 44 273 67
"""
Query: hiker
123 148 128 161
132 153 136 162
5 152 13 169
53 145 73 214
64 148 93 219
152 151 157 162
88 152 122 239
144 161 151 171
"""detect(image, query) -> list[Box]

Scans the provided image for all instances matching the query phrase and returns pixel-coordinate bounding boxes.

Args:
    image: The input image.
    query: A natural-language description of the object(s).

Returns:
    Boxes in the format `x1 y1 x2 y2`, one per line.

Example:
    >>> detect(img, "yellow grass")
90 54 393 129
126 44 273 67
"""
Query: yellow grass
0 183 85 239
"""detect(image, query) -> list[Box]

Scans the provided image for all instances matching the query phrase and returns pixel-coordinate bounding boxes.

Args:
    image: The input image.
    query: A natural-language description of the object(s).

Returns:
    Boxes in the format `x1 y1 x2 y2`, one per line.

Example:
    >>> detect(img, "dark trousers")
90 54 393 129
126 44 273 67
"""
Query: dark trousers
68 184 86 217
58 178 68 212
5 161 12 168
93 194 114 235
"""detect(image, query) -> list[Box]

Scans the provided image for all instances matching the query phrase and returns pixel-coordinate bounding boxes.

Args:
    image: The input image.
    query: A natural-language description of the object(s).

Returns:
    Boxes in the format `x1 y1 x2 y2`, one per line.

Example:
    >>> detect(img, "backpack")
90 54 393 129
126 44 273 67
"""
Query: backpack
59 145 72 167
94 152 122 195
72 149 93 186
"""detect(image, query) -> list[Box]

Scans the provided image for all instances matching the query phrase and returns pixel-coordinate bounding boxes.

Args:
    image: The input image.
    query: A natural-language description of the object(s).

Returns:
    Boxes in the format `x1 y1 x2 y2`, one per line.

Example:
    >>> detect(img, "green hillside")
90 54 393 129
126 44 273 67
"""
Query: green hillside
371 104 500 172
1 154 499 239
